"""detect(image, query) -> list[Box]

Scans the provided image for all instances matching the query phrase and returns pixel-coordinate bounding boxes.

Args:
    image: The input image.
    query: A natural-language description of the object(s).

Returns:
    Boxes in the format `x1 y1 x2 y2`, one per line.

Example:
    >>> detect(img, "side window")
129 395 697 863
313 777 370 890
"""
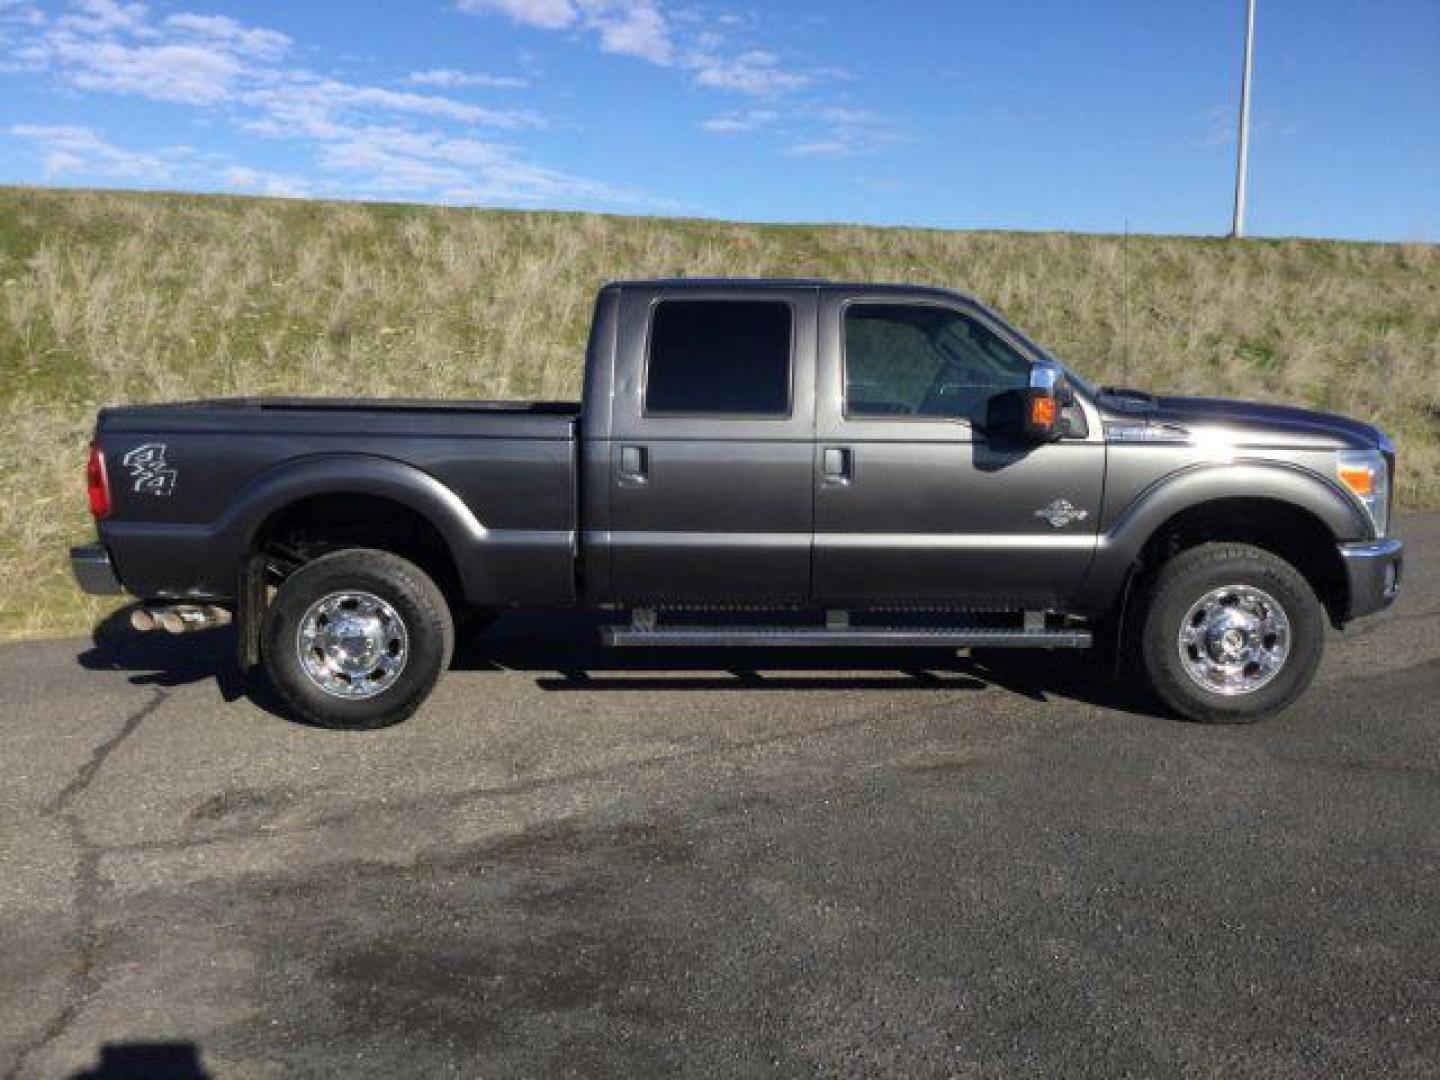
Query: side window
645 300 792 415
844 303 1030 422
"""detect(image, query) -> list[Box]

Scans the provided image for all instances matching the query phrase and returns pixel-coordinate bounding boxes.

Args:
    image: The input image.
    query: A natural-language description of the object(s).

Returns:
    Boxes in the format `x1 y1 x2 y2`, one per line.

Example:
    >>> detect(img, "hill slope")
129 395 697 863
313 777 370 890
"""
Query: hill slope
1 186 1436 639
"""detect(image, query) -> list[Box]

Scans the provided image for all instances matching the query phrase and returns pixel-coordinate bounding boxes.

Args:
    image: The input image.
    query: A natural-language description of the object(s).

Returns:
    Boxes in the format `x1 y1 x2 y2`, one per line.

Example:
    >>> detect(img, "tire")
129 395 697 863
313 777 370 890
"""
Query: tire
262 548 454 729
1139 543 1324 724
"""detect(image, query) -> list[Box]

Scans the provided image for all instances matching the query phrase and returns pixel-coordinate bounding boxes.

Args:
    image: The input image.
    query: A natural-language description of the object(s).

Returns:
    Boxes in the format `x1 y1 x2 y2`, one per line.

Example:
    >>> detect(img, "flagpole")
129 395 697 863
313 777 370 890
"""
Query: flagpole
1230 0 1257 237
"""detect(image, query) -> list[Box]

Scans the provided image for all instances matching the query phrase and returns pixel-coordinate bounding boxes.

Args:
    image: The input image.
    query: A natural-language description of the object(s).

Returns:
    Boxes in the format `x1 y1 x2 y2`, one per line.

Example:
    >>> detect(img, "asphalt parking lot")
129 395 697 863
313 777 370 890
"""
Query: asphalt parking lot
3 517 1438 1078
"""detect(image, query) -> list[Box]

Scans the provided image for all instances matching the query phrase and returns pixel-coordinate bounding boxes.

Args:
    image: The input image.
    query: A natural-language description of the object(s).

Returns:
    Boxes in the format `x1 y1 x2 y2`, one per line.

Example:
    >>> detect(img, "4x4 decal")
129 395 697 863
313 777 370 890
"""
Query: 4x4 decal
122 443 177 497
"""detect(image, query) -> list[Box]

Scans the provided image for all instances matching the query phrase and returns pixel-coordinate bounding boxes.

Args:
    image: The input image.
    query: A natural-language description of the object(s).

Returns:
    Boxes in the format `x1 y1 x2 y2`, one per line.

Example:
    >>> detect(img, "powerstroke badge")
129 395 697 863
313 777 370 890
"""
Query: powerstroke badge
122 443 178 497
1035 498 1088 528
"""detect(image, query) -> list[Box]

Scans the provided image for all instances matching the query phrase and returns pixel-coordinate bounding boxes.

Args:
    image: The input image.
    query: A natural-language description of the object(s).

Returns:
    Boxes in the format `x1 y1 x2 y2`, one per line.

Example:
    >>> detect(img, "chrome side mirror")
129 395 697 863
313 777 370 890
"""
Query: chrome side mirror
987 361 1068 440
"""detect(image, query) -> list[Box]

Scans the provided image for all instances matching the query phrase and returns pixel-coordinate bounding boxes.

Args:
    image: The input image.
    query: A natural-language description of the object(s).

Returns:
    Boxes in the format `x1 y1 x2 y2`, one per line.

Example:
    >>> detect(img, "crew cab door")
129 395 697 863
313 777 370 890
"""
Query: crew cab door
604 286 818 604
812 292 1103 607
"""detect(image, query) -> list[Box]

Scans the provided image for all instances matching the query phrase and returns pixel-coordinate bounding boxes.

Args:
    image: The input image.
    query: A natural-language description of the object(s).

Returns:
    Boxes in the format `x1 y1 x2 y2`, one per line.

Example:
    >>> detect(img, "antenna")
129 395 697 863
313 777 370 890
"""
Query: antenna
1122 218 1131 385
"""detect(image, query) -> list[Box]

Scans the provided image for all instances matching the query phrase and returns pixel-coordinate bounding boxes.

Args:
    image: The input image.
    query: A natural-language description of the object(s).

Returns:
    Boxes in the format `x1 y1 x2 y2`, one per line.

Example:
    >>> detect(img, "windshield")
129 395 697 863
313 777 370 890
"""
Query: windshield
966 298 1096 398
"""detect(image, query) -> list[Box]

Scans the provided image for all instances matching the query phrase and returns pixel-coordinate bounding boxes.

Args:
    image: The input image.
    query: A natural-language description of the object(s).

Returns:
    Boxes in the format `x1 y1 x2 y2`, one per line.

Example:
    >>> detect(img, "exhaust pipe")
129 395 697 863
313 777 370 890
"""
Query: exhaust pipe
132 604 232 634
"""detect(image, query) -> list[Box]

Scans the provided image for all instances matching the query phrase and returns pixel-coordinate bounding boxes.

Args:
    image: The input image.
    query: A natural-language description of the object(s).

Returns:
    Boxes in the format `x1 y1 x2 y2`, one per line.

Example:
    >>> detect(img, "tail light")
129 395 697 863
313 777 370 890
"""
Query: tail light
86 442 112 519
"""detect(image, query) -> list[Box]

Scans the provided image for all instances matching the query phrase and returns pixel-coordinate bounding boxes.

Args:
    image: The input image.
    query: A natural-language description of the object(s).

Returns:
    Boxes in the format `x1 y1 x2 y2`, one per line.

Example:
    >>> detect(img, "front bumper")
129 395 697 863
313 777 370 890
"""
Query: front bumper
1339 537 1403 620
70 543 125 595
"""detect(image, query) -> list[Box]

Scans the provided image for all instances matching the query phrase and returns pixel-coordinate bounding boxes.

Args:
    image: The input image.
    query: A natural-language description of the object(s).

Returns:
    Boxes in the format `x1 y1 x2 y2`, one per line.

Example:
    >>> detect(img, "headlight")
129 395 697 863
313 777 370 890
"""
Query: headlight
1338 447 1390 537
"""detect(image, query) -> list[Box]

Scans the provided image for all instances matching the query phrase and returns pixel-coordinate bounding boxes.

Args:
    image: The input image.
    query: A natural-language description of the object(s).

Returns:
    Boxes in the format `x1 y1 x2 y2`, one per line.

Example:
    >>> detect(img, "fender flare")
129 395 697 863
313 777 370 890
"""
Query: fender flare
213 452 485 582
1077 458 1371 611
224 454 486 672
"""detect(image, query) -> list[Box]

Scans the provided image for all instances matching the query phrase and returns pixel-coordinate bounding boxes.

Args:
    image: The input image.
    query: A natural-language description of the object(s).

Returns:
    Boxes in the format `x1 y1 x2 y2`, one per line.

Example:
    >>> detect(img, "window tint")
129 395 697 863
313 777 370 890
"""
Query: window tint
844 303 1030 422
645 300 792 415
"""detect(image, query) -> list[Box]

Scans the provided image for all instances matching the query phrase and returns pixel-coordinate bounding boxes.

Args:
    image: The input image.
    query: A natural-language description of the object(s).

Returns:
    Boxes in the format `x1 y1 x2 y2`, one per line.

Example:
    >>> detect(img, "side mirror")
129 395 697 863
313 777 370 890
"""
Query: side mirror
986 361 1068 441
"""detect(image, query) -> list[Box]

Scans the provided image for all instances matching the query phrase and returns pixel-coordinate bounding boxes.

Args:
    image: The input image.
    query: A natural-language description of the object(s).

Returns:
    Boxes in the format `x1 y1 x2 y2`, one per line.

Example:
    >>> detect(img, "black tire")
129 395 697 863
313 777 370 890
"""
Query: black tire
262 548 454 729
1140 543 1324 724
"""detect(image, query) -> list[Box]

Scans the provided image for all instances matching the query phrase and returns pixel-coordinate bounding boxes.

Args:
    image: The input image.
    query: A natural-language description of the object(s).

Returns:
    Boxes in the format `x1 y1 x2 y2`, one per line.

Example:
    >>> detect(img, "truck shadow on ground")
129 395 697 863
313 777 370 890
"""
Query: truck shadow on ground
76 606 1159 722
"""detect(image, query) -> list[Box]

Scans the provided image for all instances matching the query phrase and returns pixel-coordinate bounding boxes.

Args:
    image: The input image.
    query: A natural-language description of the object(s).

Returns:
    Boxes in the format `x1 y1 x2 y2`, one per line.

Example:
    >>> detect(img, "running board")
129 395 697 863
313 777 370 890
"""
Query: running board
602 626 1092 649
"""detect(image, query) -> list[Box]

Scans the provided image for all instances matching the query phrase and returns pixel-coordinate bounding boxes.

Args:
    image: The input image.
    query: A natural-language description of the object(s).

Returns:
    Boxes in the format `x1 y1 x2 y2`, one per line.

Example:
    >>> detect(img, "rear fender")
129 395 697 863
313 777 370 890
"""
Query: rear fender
103 454 486 601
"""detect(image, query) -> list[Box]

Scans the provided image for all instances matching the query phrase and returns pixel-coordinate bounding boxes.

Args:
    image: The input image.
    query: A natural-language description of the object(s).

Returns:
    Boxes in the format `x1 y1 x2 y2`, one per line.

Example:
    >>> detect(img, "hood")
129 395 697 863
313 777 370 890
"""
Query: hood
1097 389 1387 451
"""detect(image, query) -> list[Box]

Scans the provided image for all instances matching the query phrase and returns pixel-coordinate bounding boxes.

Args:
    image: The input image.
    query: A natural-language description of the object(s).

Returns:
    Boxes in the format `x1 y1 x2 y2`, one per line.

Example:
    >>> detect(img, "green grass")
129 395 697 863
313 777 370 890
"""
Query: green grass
2 185 1436 640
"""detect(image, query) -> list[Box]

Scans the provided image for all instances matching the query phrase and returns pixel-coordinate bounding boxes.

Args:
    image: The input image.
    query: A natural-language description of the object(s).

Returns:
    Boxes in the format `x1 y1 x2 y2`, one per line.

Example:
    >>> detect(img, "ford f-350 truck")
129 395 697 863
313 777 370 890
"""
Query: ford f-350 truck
71 280 1403 728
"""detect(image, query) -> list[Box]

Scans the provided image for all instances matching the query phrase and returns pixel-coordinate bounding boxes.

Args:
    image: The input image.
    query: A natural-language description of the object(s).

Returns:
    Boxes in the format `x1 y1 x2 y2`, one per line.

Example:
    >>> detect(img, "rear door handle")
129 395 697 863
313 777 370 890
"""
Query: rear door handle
822 446 852 486
619 445 648 486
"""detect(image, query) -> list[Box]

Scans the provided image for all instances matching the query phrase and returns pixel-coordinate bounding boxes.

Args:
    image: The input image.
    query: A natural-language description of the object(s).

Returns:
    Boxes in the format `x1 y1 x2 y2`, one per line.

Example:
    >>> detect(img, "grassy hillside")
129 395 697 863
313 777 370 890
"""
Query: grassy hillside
1 185 1436 640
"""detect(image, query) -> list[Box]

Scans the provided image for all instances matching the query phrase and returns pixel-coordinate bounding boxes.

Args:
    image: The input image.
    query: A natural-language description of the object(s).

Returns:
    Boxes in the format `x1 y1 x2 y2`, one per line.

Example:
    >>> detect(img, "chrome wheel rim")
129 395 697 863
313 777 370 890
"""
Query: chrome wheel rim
1177 584 1291 696
296 591 408 699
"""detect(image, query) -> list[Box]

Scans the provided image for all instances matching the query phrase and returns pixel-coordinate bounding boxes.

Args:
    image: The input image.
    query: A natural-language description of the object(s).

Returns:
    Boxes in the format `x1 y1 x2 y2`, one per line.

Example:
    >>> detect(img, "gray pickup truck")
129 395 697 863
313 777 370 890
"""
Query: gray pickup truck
72 279 1403 728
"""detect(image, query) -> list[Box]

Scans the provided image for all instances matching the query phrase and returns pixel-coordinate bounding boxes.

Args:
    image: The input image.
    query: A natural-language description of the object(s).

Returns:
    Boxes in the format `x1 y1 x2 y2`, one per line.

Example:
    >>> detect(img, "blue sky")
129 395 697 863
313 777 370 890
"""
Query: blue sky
1 0 1436 240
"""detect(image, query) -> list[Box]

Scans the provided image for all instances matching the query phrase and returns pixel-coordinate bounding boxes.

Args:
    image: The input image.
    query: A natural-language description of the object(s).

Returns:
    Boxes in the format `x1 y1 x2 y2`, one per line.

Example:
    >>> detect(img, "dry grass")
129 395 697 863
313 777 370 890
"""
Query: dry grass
2 185 1437 640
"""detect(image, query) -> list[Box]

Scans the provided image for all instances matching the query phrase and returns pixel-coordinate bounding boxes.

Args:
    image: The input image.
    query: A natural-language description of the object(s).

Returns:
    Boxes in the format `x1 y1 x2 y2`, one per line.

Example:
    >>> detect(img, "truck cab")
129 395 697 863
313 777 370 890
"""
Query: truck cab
579 281 1104 611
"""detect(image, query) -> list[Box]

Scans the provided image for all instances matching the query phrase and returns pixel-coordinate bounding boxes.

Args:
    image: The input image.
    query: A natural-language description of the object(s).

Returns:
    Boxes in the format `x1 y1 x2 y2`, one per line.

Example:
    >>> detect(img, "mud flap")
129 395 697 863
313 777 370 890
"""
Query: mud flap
237 553 267 673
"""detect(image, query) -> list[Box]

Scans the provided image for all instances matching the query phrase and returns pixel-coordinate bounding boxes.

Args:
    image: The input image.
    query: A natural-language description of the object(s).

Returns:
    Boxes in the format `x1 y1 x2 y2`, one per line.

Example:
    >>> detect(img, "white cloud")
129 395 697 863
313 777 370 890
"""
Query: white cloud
407 67 528 89
700 108 776 133
458 0 675 65
6 1 681 212
24 5 543 128
689 49 807 96
10 123 188 180
55 0 149 37
23 4 282 105
456 0 578 31
586 0 672 63
0 0 44 28
62 42 245 104
265 77 544 128
784 108 904 159
310 123 644 207
458 0 835 100
163 13 291 61
785 139 847 159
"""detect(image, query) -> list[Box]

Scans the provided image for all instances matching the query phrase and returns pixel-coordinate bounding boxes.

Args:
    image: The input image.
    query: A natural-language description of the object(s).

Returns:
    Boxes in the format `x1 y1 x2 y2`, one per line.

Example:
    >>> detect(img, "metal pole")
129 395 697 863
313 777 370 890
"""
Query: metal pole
1231 0 1256 237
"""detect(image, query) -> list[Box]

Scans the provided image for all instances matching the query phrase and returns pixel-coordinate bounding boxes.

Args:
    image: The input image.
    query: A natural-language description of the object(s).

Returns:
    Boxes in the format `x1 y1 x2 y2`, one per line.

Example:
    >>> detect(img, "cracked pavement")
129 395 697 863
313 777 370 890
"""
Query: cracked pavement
2 517 1438 1077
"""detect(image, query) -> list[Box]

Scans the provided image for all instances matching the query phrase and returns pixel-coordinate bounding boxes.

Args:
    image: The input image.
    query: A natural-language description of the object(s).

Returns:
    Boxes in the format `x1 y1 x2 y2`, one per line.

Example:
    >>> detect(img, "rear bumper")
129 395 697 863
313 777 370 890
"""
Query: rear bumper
70 543 125 595
1339 537 1403 620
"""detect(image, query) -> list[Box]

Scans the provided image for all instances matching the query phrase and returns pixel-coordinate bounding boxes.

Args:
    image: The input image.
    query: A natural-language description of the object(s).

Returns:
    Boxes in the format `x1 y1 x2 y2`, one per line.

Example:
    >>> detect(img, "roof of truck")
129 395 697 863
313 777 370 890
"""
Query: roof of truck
605 277 981 304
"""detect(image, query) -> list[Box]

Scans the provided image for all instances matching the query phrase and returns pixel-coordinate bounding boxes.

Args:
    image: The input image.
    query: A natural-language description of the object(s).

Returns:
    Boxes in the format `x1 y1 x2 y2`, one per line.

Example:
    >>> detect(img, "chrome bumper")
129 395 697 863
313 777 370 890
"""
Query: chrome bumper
70 543 125 595
1339 537 1403 620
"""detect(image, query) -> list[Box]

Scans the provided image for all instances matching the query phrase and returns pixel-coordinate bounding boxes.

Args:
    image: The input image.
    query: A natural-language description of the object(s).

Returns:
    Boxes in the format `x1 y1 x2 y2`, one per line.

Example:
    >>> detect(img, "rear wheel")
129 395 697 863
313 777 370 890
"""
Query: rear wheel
1140 542 1323 723
262 548 453 729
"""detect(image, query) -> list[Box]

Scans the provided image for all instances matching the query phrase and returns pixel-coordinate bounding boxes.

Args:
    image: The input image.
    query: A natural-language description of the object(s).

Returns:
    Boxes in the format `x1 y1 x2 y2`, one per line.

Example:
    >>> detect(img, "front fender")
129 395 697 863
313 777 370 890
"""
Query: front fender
1077 459 1371 611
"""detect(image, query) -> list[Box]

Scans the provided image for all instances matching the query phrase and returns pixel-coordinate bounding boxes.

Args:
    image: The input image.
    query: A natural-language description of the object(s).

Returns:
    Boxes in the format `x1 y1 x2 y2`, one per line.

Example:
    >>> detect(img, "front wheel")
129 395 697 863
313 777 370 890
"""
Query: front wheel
1140 543 1324 724
262 548 454 729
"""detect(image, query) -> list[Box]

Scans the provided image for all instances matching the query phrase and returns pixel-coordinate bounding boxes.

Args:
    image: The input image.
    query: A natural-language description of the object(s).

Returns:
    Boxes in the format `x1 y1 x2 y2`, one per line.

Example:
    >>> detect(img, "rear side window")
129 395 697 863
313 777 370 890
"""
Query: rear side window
645 300 792 415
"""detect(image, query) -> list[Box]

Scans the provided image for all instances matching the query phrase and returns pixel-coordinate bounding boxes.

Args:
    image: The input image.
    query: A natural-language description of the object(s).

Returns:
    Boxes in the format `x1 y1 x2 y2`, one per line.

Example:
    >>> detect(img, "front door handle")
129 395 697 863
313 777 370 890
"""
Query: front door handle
619 445 648 486
822 446 852 486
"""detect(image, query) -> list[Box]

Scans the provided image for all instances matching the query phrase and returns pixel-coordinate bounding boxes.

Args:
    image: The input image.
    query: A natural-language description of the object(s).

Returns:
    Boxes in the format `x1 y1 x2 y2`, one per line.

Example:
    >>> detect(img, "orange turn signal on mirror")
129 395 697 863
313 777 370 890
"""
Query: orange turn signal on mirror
1029 394 1058 429
1339 464 1374 498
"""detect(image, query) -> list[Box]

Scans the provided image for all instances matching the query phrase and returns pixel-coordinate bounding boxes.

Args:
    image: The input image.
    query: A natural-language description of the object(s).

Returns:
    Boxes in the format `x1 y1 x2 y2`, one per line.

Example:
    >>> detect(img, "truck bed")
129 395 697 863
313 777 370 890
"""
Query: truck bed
95 396 581 606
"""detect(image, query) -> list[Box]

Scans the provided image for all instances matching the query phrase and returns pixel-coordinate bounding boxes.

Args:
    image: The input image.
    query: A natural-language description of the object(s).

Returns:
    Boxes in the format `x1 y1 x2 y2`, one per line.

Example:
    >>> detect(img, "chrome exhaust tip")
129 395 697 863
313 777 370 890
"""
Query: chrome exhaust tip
139 604 233 634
